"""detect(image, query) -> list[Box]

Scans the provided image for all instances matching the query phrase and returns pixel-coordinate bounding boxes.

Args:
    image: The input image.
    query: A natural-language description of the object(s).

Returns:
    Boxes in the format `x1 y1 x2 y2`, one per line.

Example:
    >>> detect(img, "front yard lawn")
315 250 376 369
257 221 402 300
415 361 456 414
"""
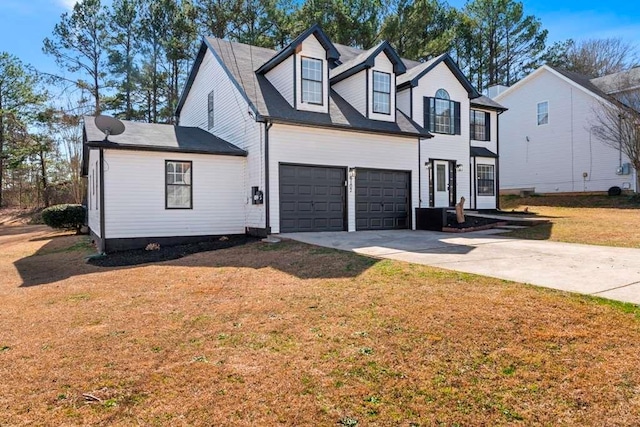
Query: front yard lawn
1 224 640 425
500 194 640 248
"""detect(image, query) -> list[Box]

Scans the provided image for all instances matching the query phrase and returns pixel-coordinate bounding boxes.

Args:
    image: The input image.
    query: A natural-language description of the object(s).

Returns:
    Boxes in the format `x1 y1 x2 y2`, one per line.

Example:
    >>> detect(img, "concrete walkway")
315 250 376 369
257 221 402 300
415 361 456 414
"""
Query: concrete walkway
279 229 640 305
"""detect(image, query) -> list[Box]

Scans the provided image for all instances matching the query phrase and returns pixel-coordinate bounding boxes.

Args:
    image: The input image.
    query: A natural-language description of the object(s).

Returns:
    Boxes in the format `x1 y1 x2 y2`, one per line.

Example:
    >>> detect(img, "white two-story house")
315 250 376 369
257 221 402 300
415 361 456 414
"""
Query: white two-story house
83 25 505 252
495 65 638 194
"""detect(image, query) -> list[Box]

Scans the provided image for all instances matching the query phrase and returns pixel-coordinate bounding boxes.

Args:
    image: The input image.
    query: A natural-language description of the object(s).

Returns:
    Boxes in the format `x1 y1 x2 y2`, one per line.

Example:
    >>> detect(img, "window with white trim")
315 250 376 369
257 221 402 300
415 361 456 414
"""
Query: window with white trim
372 71 391 114
537 101 548 125
477 164 495 196
301 57 323 104
207 91 214 129
166 161 192 209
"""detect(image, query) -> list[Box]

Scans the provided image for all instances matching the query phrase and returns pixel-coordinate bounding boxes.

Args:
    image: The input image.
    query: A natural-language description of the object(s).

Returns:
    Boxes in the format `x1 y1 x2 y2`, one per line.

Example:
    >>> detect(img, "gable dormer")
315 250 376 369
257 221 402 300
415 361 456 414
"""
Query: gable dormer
331 41 406 122
257 24 339 114
396 54 481 133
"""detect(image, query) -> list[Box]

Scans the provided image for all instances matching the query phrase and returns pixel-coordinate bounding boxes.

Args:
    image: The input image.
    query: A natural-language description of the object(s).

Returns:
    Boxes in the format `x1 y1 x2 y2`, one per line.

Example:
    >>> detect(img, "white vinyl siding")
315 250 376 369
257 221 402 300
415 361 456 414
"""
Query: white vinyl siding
103 150 245 238
87 148 101 237
411 61 471 208
295 35 329 113
333 70 366 116
470 109 498 154
497 67 636 193
178 46 265 229
396 88 411 118
265 55 294 107
269 123 418 233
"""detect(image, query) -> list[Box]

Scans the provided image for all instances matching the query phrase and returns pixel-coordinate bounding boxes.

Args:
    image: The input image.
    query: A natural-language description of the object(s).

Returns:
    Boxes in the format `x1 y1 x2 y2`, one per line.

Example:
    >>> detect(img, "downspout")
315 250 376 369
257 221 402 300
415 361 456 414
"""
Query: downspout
473 157 477 209
496 110 504 210
469 124 473 210
264 120 273 235
418 137 421 207
470 156 475 210
99 149 106 252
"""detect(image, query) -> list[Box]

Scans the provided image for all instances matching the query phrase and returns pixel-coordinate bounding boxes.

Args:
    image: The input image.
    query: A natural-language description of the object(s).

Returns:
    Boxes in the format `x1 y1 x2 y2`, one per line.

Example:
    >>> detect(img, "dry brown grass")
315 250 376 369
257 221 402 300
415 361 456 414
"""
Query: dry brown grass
500 195 640 248
2 224 640 425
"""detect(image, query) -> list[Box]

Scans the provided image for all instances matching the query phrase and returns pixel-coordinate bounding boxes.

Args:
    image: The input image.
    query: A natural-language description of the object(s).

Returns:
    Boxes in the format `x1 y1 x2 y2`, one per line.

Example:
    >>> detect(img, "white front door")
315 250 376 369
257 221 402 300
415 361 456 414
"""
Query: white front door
434 160 450 207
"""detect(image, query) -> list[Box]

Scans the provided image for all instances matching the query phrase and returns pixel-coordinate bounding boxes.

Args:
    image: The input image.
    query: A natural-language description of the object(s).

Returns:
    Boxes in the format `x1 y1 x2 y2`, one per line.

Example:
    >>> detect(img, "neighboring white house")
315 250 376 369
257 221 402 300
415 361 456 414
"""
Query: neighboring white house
83 25 505 252
495 65 638 194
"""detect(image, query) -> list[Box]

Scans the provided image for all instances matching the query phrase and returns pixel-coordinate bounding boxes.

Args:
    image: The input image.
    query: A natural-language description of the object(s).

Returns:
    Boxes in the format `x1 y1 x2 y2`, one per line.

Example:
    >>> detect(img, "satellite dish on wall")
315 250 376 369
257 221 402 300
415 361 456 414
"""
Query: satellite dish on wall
95 115 125 140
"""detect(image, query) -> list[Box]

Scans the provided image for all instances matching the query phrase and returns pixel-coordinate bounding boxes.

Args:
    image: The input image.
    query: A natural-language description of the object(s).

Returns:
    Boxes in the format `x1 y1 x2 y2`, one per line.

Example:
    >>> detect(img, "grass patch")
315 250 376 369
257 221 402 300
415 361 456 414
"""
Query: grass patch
500 195 640 247
1 224 640 425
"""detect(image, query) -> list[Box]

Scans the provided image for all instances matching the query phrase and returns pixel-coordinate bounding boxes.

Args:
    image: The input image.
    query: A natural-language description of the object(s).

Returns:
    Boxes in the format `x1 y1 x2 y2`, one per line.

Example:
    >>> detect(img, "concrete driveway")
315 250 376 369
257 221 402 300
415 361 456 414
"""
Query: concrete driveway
280 229 640 305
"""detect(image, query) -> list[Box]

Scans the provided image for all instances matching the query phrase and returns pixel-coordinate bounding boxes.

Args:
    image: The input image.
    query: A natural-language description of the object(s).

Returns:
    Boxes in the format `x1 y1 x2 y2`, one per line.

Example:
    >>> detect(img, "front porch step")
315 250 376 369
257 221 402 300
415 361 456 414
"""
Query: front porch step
493 225 529 230
464 213 550 227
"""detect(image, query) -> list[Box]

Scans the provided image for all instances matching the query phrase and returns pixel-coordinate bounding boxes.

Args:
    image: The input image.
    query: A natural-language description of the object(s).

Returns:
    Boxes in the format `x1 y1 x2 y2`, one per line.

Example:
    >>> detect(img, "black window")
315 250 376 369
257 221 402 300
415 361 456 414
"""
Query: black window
301 57 323 105
477 164 495 196
424 89 461 135
470 110 490 141
208 91 214 129
166 161 192 209
372 71 391 114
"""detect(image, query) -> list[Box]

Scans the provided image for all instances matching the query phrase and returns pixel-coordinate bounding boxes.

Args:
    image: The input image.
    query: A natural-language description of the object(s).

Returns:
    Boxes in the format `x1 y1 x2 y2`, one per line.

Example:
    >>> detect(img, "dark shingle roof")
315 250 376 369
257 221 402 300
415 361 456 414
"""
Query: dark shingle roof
255 24 339 74
550 67 611 100
205 38 429 138
330 41 406 82
396 54 481 100
177 32 504 137
470 146 498 158
83 116 247 156
470 95 508 111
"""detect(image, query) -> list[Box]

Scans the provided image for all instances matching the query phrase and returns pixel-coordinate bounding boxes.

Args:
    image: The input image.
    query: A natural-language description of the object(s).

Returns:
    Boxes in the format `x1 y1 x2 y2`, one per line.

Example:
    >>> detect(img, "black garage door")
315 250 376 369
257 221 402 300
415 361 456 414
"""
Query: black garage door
279 164 346 233
355 169 410 230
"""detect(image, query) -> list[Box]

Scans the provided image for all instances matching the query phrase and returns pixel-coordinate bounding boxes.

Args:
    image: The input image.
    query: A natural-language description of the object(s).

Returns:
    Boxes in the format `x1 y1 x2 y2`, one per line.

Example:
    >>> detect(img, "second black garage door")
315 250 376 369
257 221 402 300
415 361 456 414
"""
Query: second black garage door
355 169 410 230
279 164 346 233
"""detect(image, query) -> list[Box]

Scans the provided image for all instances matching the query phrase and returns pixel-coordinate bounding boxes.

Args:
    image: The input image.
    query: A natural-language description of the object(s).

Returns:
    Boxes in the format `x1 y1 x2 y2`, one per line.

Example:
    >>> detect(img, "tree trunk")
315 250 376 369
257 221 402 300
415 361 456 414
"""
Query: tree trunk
94 63 101 116
39 149 49 207
125 35 133 120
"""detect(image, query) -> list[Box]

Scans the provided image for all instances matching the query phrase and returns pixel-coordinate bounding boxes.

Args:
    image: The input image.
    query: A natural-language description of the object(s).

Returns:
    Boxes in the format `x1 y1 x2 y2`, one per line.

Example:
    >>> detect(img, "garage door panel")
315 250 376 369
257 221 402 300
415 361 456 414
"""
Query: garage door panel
280 164 346 233
329 202 343 212
356 169 410 231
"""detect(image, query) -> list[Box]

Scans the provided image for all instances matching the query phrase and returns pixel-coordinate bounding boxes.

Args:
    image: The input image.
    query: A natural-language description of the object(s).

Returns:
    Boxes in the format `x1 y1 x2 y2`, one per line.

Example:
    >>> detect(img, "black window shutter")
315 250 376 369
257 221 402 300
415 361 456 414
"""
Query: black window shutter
423 97 431 131
430 98 436 131
454 101 461 135
484 111 490 141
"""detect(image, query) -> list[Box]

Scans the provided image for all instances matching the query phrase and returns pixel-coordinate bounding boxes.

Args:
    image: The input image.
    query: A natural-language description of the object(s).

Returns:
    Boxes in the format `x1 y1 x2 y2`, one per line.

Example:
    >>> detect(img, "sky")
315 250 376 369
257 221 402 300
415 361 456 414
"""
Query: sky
0 0 638 79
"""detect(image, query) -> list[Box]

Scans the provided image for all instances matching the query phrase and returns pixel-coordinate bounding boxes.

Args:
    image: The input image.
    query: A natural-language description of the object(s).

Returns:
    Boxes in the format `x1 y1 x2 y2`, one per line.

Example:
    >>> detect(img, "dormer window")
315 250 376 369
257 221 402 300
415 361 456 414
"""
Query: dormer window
301 57 323 105
373 71 391 115
424 89 461 135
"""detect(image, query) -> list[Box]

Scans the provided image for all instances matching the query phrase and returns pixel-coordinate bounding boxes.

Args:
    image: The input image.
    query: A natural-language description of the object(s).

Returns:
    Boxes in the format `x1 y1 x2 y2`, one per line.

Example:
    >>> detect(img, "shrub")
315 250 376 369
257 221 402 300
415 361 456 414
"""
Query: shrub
41 204 86 233
608 186 622 196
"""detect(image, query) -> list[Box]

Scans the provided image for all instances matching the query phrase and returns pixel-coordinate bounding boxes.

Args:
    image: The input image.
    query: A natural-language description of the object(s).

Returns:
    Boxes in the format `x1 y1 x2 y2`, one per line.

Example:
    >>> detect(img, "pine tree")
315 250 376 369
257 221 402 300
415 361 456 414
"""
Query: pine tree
0 53 46 207
43 0 108 115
